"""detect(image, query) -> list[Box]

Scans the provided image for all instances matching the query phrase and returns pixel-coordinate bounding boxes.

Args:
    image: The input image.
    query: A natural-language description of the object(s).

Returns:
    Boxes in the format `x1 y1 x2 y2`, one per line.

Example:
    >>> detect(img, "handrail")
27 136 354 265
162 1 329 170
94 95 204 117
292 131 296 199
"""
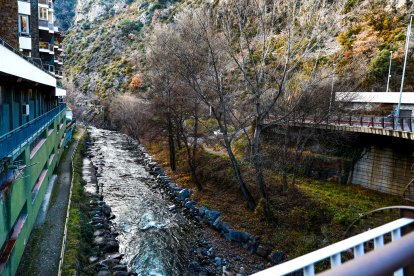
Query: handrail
253 218 414 276
0 35 55 77
321 231 414 276
265 114 414 133
345 206 414 238
0 104 66 160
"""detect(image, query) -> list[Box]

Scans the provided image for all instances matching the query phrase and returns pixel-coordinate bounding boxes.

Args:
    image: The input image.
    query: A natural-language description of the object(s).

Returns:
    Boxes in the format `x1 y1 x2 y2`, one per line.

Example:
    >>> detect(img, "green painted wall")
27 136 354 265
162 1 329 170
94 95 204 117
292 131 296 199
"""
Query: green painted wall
0 108 67 276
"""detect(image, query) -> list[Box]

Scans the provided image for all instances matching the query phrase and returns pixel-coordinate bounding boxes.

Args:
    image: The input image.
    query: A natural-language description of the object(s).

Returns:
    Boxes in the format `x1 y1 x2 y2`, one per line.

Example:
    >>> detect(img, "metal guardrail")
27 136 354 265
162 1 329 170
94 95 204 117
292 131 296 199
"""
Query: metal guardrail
267 115 414 133
0 104 66 161
253 217 414 276
321 231 414 276
325 115 414 132
0 35 55 77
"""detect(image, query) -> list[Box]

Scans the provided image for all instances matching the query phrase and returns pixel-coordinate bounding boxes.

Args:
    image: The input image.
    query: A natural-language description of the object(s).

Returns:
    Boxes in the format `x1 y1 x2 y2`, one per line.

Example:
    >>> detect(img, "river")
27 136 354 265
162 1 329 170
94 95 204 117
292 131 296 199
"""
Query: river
83 127 196 275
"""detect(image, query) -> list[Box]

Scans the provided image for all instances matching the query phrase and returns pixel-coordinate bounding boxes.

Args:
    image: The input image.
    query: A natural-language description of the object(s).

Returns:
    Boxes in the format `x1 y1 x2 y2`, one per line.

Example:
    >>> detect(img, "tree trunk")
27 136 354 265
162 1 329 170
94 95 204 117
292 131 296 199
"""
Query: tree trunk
167 117 176 171
252 124 270 215
223 136 256 210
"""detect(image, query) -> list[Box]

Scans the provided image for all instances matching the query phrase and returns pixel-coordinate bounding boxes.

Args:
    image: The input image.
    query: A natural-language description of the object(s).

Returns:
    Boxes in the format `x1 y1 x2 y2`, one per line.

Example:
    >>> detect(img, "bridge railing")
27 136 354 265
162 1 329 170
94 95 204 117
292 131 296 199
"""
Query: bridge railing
253 217 414 276
325 115 414 132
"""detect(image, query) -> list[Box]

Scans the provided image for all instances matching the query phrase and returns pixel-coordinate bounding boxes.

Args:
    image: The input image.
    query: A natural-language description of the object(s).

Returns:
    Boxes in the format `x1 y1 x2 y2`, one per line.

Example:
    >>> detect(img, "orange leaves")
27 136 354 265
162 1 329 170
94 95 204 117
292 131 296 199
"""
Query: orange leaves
130 73 144 89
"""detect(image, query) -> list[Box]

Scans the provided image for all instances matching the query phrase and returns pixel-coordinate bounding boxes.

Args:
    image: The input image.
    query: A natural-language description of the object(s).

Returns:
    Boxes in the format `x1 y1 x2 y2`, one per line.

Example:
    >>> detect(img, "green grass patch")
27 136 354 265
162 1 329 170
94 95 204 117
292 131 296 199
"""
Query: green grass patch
62 128 95 276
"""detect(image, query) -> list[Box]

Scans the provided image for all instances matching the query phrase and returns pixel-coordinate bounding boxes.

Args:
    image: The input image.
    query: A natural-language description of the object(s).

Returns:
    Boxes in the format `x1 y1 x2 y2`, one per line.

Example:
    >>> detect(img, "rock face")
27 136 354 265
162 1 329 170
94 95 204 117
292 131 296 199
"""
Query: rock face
74 0 126 23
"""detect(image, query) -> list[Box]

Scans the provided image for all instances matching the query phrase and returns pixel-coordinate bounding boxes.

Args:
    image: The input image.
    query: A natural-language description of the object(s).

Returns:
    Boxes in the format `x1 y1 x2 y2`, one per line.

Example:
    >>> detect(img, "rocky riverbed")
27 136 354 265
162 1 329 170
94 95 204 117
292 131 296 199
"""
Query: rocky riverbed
82 127 276 275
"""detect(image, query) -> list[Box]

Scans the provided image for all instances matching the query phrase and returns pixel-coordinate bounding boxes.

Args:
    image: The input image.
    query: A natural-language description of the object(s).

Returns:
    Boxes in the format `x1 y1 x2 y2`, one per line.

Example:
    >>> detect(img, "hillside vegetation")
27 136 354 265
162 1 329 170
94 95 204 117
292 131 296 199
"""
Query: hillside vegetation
58 0 414 262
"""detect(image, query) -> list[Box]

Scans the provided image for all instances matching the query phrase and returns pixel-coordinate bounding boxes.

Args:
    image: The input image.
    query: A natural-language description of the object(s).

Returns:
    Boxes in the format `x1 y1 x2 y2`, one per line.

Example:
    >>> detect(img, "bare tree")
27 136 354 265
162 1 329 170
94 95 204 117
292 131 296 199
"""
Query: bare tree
109 94 149 144
149 9 257 209
219 0 344 211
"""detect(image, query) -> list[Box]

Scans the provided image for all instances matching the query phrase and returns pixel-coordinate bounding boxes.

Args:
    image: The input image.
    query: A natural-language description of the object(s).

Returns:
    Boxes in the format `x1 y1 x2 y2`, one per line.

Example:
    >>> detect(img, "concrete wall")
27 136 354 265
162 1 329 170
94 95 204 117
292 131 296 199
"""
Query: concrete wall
0 110 66 276
352 145 414 195
0 0 18 48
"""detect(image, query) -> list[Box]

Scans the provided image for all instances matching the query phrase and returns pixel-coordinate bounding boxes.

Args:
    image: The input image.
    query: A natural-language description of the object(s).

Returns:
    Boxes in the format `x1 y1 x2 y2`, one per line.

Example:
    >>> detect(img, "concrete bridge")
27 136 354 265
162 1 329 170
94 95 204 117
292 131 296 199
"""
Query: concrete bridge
266 113 414 201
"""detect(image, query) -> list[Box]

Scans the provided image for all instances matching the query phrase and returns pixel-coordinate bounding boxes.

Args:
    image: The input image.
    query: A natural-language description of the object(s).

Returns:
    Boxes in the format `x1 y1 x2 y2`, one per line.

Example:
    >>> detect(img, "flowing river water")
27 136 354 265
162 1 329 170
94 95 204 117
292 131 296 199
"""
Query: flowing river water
83 127 196 275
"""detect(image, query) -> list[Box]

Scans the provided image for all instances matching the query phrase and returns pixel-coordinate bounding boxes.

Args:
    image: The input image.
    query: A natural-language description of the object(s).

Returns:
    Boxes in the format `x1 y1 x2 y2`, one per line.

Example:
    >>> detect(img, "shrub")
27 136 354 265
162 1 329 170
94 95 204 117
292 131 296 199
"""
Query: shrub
367 49 391 82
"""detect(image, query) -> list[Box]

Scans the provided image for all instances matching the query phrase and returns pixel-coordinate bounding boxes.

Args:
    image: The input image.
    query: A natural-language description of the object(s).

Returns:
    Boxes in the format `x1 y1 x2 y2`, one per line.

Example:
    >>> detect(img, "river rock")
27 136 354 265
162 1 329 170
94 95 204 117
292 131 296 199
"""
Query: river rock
178 189 191 201
268 251 285 265
94 236 106 245
103 205 112 217
113 265 128 271
113 272 129 276
212 217 223 231
94 229 105 237
256 245 270 258
225 230 250 243
204 209 220 224
89 256 98 263
102 241 120 253
97 270 111 276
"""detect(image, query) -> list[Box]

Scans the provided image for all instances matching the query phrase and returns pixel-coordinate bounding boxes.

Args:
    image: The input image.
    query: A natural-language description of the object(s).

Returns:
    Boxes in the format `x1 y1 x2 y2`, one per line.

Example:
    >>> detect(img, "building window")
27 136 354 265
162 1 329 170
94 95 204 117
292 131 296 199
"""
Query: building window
18 15 30 34
39 7 48 20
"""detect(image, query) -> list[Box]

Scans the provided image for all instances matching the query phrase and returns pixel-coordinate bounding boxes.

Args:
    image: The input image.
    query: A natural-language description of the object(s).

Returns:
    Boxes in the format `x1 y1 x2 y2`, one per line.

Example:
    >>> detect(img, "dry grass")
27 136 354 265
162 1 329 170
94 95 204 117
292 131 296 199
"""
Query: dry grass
145 140 414 259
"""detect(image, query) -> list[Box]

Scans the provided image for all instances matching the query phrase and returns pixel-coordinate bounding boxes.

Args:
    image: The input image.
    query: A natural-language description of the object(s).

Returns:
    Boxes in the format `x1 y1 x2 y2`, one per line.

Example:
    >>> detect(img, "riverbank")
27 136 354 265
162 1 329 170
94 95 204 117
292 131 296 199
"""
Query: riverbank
145 140 414 260
66 127 270 275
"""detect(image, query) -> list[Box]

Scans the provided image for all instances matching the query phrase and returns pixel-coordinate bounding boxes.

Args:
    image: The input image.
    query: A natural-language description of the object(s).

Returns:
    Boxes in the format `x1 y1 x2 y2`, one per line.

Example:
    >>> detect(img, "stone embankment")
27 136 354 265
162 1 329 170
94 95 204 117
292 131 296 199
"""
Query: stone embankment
144 160 285 275
82 130 282 275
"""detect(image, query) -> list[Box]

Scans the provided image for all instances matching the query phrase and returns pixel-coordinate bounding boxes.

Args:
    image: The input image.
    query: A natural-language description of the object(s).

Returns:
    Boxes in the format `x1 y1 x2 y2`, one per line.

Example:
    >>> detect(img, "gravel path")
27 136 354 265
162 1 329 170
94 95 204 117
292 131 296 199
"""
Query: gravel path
17 128 84 276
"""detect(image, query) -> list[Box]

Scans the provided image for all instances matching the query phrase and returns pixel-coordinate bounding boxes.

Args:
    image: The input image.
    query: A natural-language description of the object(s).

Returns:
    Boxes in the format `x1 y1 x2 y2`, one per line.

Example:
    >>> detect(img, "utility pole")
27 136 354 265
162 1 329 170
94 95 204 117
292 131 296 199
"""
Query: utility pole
329 63 336 113
386 51 393 92
397 14 414 117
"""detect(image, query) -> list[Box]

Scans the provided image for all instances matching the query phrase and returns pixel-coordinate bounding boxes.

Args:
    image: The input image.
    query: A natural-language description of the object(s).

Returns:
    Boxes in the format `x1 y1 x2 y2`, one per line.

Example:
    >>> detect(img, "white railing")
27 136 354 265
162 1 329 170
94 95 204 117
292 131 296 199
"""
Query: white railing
253 218 414 276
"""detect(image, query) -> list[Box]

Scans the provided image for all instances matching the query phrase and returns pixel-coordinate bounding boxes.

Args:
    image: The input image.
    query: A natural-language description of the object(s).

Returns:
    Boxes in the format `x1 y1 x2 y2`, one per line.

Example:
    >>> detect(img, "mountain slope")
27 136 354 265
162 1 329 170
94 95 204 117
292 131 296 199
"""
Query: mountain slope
58 0 414 107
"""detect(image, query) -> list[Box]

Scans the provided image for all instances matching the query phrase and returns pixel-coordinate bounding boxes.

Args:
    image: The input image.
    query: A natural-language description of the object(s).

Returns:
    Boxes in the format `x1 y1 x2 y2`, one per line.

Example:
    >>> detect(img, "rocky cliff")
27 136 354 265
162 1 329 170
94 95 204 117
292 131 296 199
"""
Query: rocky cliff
57 0 414 107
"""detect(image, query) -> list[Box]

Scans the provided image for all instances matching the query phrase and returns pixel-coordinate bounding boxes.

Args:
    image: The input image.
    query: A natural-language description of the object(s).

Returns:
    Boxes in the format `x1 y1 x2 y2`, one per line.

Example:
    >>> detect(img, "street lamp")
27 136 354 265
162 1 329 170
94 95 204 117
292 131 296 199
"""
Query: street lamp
397 14 414 117
386 50 393 92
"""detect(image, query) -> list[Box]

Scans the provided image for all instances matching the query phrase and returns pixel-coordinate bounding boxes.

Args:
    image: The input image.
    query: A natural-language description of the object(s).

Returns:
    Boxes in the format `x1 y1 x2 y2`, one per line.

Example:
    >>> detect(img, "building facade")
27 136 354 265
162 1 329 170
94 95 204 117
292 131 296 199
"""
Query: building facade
0 1 69 275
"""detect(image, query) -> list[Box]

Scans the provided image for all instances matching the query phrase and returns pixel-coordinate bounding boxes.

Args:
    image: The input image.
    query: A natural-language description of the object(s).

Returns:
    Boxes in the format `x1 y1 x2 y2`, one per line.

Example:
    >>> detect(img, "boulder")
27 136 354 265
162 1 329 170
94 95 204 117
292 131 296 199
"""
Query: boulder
185 201 196 209
113 265 128 272
102 241 120 253
268 251 285 265
205 209 220 223
212 217 223 231
97 270 111 276
113 272 128 276
178 189 191 201
102 205 112 217
225 230 250 243
256 244 270 258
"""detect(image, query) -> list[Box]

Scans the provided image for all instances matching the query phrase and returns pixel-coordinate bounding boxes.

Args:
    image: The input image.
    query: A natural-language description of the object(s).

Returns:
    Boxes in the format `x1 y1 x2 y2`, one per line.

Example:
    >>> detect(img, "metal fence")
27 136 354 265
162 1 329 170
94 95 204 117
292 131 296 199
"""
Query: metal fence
0 104 66 161
253 216 414 276
325 115 414 132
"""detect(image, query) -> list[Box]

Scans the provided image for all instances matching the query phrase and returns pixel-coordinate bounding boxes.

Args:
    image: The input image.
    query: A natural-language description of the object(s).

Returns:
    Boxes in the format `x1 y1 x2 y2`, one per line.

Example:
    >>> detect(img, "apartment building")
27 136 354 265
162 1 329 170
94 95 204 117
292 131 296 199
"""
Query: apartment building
0 1 71 275
13 0 65 77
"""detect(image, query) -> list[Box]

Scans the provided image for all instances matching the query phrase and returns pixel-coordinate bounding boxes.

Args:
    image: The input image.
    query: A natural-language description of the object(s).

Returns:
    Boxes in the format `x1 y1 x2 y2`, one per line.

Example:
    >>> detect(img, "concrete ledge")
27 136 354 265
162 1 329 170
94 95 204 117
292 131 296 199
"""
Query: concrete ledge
0 43 56 87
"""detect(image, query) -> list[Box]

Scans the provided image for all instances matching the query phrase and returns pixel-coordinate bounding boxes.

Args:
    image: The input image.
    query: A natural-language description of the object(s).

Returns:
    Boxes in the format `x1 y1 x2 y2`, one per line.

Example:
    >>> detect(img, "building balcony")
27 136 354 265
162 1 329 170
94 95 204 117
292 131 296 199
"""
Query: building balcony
43 64 55 75
0 36 56 86
38 20 55 33
0 104 66 161
39 42 54 54
38 0 52 8
55 70 63 79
